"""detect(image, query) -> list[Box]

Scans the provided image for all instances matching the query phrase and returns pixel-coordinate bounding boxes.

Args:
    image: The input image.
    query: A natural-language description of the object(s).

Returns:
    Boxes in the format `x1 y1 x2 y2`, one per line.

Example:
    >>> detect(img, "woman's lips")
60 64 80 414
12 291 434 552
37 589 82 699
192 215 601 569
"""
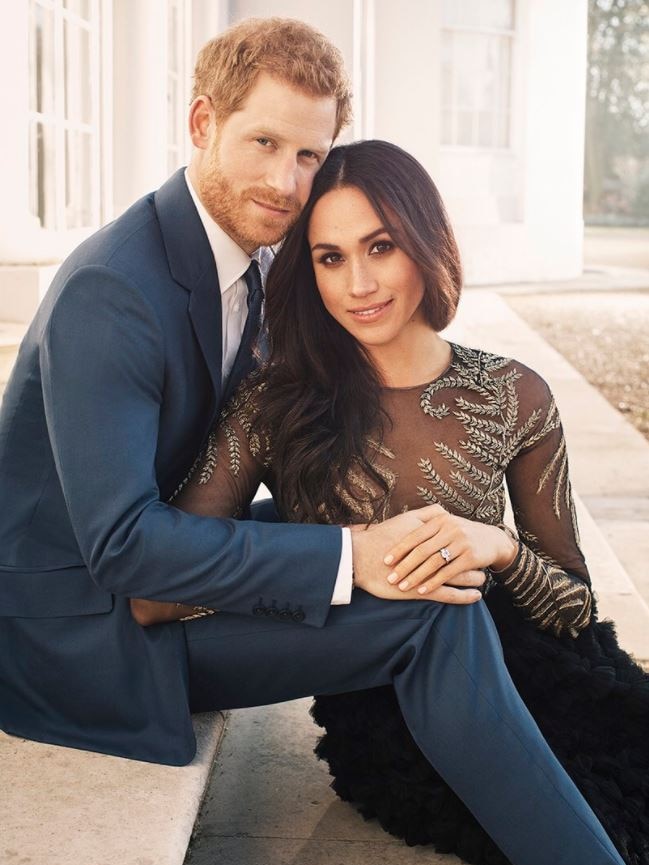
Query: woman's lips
349 299 393 323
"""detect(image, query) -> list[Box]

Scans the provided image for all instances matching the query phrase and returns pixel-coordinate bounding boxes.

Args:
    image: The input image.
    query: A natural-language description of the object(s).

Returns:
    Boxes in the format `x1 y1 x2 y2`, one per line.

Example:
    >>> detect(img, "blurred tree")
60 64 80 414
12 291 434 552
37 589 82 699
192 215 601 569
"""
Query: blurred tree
585 0 649 221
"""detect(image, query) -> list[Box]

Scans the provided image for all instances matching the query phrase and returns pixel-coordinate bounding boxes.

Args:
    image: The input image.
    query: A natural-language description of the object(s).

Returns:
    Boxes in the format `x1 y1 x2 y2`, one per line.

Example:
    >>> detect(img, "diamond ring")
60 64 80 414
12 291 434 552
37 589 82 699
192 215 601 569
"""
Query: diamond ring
439 547 452 564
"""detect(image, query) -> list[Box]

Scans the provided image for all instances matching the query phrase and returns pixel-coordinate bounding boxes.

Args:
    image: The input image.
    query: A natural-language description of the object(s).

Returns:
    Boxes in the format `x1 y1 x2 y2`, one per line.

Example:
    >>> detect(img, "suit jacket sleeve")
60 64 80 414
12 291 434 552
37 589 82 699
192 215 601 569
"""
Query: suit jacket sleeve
40 265 341 626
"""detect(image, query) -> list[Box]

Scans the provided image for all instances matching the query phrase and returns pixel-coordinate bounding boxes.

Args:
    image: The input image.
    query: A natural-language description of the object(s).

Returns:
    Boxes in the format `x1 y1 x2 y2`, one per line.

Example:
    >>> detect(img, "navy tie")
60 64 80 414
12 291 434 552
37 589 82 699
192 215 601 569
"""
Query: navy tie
222 260 265 403
242 259 264 350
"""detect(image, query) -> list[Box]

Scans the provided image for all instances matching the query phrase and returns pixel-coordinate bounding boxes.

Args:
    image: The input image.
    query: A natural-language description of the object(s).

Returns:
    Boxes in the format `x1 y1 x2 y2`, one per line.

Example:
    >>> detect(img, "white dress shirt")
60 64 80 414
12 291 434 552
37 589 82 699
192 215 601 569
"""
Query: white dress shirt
184 172 353 605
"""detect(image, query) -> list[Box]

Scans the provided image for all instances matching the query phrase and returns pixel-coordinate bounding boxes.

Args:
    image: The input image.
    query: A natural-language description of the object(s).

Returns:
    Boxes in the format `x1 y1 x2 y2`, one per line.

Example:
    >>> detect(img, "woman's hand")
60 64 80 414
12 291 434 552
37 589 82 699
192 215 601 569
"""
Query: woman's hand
383 504 518 595
350 508 487 604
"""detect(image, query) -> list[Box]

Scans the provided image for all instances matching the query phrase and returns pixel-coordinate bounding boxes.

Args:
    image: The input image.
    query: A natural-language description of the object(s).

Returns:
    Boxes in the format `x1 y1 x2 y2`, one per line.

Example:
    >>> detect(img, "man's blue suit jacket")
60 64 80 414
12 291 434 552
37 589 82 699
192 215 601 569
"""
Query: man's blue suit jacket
0 169 341 765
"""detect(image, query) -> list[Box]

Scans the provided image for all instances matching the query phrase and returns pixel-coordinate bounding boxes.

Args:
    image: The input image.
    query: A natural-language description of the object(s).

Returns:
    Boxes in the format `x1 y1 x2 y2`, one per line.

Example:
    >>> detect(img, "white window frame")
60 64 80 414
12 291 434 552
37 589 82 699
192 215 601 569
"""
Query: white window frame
440 0 516 153
27 0 104 236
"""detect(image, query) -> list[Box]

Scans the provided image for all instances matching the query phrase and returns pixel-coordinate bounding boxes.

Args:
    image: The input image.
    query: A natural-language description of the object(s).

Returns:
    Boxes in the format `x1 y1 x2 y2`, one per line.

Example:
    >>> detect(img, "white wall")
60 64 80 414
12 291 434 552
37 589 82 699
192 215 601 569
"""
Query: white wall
0 0 589 324
231 0 588 285
230 0 357 139
372 0 442 176
441 0 588 284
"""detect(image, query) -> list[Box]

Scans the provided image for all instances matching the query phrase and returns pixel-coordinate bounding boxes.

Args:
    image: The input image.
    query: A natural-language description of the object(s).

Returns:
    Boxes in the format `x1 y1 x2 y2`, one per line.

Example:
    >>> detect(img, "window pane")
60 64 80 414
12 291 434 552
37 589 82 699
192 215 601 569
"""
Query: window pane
65 129 93 228
464 0 483 27
30 121 57 227
167 0 185 172
443 0 514 31
168 2 179 72
168 76 178 147
457 111 474 146
30 2 56 115
63 0 91 20
442 31 512 150
478 110 493 147
495 112 510 148
475 36 497 111
168 148 181 175
497 36 512 116
441 110 454 145
486 0 515 31
64 19 92 123
442 0 463 28
440 38 454 108
453 34 484 109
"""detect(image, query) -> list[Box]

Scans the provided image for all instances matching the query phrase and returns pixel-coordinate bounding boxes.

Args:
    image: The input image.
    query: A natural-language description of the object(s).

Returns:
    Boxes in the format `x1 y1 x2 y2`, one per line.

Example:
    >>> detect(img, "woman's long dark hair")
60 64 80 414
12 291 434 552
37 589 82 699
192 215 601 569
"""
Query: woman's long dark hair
255 140 462 524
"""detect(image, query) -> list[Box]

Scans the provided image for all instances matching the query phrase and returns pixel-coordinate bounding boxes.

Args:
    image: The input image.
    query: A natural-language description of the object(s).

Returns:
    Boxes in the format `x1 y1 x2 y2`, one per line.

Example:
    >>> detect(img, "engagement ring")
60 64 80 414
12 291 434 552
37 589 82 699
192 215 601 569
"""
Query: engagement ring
439 547 452 564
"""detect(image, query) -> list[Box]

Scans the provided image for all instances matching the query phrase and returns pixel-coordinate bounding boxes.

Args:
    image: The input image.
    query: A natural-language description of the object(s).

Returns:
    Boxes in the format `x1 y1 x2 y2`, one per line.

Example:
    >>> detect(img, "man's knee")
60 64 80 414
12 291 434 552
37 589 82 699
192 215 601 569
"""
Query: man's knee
431 598 505 660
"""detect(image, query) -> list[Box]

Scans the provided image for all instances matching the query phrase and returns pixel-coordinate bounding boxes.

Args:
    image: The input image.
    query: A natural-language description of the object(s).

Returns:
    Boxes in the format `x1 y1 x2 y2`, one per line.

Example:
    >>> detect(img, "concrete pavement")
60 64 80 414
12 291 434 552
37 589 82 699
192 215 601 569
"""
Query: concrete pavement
187 700 462 865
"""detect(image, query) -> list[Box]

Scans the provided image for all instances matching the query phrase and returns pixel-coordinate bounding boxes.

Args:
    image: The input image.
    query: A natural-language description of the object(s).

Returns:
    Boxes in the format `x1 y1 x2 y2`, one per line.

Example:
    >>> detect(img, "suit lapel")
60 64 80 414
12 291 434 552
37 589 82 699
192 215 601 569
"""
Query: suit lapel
154 170 223 416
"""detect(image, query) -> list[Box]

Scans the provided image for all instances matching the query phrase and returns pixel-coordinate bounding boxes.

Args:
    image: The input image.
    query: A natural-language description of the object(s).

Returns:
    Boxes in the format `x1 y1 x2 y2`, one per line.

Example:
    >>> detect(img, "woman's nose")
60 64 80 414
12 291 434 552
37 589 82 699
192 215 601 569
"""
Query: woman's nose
348 262 378 297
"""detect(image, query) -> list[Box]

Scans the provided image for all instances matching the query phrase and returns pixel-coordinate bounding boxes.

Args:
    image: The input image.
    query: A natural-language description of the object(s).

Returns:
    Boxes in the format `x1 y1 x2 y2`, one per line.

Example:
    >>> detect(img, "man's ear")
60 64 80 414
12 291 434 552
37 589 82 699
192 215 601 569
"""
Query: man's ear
188 95 214 150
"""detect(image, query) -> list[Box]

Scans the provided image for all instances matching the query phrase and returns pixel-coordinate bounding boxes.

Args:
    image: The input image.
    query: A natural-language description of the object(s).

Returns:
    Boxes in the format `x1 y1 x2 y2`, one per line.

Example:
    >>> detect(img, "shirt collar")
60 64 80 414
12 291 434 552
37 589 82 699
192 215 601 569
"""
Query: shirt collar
184 169 253 295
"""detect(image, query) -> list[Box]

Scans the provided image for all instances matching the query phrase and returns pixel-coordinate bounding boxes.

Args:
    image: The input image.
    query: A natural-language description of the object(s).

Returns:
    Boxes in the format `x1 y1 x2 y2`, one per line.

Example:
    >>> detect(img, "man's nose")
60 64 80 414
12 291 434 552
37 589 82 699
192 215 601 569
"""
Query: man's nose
265 155 298 199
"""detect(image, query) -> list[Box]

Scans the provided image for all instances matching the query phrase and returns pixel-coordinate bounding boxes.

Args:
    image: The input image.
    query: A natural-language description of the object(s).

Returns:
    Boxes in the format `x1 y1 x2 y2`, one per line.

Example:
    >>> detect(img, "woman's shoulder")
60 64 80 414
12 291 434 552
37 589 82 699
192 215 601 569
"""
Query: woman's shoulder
224 370 268 417
449 342 561 450
450 342 553 403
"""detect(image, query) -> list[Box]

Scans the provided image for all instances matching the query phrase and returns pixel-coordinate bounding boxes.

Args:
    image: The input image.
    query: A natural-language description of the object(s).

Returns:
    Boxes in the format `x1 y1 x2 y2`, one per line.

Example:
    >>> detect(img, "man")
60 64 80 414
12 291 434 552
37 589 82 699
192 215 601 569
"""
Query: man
0 19 625 865
0 15 477 764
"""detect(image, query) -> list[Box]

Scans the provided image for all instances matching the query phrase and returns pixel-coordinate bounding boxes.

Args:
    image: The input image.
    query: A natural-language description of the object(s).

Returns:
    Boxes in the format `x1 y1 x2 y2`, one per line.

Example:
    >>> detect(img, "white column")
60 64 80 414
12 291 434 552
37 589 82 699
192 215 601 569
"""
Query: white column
112 0 169 214
372 0 442 176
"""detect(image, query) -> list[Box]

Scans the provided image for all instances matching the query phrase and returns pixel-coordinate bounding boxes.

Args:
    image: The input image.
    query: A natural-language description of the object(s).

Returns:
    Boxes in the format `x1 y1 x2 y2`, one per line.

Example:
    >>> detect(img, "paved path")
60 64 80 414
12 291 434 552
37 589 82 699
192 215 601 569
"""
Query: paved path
187 700 460 865
584 226 649 271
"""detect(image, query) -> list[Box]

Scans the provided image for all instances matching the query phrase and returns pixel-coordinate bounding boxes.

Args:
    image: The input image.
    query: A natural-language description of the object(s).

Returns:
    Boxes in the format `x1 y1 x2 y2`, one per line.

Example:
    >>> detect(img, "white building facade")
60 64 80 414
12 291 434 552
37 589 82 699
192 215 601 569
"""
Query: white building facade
0 0 588 323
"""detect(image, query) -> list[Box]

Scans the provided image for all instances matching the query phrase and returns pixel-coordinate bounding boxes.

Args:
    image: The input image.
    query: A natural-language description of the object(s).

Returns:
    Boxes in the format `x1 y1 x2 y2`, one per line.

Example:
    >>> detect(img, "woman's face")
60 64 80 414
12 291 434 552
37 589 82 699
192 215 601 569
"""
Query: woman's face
307 186 427 353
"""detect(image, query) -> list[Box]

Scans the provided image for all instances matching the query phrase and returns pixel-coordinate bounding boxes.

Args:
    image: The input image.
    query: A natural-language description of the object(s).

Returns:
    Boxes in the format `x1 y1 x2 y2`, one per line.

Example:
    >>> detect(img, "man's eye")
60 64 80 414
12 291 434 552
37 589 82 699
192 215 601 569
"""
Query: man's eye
256 137 273 147
300 151 320 162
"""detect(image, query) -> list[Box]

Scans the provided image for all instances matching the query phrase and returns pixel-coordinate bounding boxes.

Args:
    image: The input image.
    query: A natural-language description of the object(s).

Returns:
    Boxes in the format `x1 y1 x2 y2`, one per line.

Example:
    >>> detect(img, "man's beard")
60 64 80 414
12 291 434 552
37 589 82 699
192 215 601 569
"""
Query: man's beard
198 150 301 252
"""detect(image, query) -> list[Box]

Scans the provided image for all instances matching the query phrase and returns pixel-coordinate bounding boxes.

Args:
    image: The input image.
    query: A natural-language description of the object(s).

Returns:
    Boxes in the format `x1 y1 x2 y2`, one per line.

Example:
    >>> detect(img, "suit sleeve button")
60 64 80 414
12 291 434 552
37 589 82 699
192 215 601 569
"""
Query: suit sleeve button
292 609 305 623
279 608 292 620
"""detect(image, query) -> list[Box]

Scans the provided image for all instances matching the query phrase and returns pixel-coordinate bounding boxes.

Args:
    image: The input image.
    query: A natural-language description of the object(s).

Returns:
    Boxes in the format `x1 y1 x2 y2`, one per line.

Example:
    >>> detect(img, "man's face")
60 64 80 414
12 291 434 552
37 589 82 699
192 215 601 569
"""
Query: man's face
196 73 337 254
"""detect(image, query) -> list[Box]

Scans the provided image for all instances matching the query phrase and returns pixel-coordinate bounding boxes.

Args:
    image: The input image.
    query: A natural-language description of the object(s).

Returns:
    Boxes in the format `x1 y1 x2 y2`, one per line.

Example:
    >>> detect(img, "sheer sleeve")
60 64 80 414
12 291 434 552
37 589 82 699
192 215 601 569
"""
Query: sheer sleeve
172 377 272 518
494 372 592 638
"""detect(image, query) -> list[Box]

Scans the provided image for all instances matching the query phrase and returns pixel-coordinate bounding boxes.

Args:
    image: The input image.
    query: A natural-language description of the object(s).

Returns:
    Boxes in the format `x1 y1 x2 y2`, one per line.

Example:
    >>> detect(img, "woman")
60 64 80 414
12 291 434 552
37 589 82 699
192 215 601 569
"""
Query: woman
135 140 648 864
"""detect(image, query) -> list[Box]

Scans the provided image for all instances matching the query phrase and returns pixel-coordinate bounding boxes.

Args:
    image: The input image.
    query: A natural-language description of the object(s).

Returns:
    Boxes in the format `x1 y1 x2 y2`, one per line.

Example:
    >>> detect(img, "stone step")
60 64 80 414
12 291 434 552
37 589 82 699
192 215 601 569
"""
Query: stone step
1 712 227 865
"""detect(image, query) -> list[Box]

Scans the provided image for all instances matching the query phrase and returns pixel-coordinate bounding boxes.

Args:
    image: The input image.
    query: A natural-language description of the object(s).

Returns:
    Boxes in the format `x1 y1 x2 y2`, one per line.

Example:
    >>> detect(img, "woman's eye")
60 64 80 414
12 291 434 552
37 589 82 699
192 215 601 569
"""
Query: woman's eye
370 240 394 255
318 252 343 265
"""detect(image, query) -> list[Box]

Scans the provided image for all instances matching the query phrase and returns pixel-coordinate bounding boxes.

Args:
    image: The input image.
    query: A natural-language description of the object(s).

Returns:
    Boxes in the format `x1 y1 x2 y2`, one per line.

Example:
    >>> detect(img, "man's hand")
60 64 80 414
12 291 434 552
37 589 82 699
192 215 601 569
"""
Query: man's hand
350 508 485 604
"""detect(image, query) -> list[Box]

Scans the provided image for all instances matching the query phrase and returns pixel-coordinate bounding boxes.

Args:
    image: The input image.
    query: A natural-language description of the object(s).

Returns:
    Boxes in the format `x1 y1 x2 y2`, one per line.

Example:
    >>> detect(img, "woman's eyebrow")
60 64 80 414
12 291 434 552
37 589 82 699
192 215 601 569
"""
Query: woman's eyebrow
360 226 389 243
311 227 389 253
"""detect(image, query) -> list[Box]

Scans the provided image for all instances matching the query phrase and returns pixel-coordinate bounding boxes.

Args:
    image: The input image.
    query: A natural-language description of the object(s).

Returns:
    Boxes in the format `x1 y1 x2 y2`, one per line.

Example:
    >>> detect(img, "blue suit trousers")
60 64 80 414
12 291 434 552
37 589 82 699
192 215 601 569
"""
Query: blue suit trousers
185 591 624 865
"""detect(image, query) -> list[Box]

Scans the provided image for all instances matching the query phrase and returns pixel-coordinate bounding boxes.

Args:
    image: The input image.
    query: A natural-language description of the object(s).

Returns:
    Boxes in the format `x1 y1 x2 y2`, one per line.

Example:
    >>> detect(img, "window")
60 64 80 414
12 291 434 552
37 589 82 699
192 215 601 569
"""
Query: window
441 0 515 149
28 0 101 230
167 0 189 174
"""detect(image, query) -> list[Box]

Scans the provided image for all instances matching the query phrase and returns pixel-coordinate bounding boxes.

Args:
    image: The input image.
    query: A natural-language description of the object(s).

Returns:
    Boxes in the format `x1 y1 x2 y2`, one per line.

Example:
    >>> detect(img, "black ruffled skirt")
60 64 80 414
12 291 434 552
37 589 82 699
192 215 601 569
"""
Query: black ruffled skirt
311 587 649 865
